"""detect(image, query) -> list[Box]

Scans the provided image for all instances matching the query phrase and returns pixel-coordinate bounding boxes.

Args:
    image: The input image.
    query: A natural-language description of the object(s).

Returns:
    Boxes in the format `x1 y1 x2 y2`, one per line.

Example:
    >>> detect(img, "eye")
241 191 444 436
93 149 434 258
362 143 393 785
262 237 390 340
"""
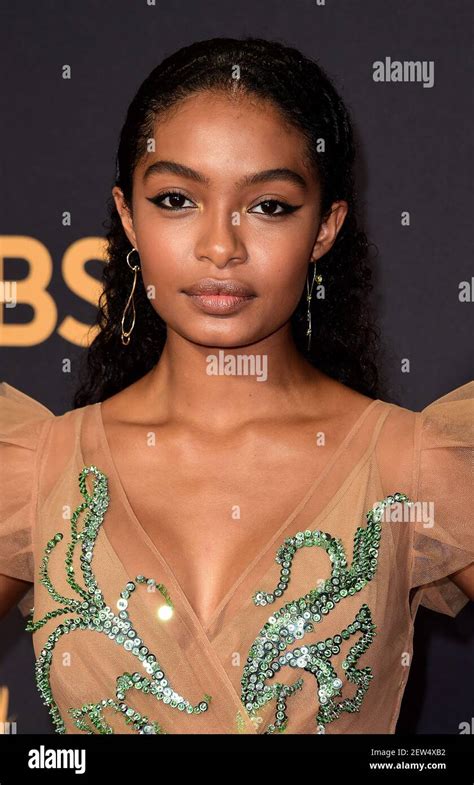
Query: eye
249 199 301 217
148 190 197 211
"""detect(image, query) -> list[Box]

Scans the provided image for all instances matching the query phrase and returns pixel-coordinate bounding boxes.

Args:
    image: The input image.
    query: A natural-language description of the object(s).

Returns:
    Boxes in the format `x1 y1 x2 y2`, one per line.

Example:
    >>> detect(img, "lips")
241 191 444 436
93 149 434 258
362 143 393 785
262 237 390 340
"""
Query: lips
182 278 256 297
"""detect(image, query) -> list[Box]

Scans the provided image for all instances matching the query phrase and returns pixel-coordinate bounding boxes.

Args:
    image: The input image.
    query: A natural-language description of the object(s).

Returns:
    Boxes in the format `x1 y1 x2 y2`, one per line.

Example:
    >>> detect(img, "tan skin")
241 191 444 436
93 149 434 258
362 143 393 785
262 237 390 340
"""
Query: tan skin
0 91 472 623
0 89 474 628
1 91 472 624
106 93 363 628
105 91 473 630
106 92 369 627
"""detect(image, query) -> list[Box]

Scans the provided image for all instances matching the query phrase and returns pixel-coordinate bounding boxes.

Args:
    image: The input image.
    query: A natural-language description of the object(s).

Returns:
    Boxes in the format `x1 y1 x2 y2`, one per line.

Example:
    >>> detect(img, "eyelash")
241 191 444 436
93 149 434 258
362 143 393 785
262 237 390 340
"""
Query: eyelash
148 189 301 217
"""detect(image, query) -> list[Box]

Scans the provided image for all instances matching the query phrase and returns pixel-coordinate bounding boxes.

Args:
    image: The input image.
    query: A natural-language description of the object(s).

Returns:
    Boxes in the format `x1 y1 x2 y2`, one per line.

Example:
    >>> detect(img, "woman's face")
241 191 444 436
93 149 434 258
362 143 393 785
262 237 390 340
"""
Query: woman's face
113 90 347 348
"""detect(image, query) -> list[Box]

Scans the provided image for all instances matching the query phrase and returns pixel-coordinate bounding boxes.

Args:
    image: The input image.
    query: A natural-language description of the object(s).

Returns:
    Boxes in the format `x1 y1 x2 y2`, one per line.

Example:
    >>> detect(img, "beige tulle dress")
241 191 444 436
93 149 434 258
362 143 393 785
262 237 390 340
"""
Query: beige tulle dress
0 380 473 735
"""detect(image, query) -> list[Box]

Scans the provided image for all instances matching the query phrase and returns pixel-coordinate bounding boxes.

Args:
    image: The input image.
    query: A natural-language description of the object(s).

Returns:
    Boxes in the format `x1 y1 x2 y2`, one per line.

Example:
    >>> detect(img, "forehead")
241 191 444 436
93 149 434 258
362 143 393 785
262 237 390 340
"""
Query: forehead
135 91 313 183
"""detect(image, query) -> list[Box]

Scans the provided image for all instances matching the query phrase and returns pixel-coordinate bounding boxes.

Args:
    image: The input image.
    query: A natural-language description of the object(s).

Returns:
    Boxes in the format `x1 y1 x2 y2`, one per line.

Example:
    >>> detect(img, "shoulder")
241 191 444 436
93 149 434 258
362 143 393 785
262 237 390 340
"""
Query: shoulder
376 378 474 448
0 381 56 448
321 378 417 492
0 380 89 441
0 383 57 592
307 370 381 426
416 379 474 447
0 382 92 498
373 379 474 496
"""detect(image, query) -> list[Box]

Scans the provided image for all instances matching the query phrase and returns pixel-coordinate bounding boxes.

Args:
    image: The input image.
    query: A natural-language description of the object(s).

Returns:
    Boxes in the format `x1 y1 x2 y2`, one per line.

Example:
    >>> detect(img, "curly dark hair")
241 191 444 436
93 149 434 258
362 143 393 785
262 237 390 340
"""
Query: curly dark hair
72 36 394 409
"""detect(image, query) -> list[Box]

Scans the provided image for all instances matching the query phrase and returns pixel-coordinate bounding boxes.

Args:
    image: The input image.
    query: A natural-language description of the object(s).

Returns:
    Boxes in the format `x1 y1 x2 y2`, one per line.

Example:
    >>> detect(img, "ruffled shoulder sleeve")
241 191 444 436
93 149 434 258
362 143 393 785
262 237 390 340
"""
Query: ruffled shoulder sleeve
0 382 55 616
410 380 474 617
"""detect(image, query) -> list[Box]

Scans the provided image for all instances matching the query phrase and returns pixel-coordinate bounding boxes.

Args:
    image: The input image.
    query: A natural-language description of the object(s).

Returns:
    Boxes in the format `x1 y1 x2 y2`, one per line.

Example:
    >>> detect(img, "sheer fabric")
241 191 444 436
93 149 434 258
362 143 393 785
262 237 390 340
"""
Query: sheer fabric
0 379 472 734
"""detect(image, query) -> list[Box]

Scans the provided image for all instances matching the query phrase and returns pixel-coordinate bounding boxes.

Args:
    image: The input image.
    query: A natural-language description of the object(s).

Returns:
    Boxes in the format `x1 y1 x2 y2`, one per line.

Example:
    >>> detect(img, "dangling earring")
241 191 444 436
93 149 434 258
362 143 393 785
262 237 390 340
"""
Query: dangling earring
121 247 141 346
306 260 323 351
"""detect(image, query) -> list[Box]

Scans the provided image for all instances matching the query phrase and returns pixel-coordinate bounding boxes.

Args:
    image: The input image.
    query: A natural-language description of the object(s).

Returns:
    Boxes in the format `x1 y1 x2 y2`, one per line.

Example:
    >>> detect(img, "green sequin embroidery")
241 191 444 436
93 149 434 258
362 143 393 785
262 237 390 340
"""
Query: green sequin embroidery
241 493 413 734
26 464 411 735
26 465 212 734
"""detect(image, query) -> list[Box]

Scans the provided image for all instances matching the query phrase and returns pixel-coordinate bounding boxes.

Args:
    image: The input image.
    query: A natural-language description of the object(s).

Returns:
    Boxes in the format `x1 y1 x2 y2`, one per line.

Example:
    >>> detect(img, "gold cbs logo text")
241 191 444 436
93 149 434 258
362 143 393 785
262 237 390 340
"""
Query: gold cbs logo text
1 236 106 347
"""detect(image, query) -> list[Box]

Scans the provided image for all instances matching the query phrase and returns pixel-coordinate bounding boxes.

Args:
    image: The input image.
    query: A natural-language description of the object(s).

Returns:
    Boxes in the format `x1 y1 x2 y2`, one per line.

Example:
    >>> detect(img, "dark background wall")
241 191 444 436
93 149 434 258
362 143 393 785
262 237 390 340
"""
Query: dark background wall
1 0 472 734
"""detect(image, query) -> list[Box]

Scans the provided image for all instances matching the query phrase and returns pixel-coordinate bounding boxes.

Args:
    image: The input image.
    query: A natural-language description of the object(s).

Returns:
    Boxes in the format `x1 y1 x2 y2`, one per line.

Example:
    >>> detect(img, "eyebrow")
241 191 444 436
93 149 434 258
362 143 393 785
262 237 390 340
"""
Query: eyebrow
142 159 308 190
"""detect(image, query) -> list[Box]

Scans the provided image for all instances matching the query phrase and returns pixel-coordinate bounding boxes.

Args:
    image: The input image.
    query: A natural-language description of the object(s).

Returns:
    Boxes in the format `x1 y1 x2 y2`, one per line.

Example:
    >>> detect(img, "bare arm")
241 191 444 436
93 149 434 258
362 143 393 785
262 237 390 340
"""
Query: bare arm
0 573 32 621
450 562 474 601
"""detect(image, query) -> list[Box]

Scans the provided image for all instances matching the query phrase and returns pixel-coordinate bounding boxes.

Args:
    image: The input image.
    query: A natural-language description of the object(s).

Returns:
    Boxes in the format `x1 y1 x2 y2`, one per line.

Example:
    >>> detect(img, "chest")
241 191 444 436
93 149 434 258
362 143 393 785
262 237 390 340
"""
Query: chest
99 415 360 630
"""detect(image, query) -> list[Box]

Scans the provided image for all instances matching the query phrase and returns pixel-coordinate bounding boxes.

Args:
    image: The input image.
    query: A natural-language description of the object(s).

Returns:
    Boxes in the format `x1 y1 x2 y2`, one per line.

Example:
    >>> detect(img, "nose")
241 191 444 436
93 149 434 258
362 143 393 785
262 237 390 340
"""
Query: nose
194 205 247 268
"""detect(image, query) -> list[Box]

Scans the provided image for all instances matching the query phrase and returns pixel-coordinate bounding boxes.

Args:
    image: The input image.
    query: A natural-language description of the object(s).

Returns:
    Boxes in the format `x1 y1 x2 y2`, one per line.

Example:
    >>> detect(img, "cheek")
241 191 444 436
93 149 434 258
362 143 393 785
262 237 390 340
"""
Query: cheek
253 225 311 281
255 238 310 311
134 214 310 315
275 269 307 314
136 232 189 291
134 208 189 261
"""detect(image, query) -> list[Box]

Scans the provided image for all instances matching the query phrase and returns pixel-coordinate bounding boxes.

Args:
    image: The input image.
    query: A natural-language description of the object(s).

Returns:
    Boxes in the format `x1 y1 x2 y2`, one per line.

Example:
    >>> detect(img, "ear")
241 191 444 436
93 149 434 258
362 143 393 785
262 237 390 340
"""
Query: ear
112 186 138 249
311 201 348 261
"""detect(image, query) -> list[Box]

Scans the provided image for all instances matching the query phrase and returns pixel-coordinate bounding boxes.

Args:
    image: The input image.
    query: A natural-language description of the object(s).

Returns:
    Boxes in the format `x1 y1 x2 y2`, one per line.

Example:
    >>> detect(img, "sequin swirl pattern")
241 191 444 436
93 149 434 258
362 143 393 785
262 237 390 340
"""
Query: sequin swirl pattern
240 493 413 734
26 465 212 734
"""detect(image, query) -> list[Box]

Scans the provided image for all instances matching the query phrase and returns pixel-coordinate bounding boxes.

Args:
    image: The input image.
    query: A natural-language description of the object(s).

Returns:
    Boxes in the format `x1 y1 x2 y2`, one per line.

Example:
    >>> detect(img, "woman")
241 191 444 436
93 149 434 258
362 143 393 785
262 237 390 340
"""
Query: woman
1 37 473 735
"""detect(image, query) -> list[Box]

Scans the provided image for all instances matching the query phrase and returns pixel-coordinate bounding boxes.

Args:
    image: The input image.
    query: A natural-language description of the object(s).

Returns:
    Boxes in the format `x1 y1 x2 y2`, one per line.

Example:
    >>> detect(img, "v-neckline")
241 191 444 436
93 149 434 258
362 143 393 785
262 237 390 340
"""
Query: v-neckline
90 396 382 639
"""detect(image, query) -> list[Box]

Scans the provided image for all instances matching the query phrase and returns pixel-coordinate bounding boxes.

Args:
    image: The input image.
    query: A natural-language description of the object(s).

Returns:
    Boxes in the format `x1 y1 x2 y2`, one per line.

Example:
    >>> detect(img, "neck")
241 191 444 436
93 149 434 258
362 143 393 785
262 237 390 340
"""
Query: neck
139 324 323 431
